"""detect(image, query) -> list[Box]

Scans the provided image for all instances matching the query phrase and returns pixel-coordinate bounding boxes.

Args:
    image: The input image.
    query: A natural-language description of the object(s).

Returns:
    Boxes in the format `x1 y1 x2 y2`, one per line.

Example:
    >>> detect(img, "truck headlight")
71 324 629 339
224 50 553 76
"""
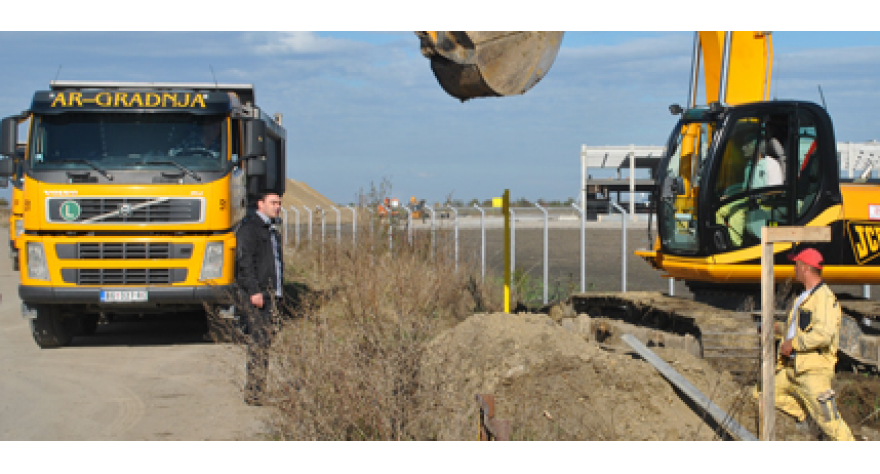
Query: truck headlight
14 219 23 238
199 242 224 280
27 242 50 281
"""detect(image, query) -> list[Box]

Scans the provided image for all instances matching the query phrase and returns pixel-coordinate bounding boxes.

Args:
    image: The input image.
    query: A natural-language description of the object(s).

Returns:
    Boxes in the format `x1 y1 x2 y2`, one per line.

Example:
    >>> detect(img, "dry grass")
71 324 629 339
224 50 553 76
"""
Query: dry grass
265 218 499 440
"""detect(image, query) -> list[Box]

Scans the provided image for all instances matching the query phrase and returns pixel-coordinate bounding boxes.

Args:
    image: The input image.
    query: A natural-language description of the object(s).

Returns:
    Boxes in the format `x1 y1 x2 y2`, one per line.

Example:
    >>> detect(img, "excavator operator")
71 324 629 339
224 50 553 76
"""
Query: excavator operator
715 115 787 248
716 138 784 246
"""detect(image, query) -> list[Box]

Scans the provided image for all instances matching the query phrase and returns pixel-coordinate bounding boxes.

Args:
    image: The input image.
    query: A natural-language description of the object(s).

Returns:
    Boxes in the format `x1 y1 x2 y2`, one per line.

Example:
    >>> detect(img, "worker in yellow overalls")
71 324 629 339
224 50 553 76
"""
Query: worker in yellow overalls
761 247 854 440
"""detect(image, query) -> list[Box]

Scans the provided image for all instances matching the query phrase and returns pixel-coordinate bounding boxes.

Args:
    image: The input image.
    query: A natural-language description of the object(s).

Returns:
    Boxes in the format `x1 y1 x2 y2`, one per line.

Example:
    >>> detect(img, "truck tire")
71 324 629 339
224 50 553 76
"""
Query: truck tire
29 305 73 348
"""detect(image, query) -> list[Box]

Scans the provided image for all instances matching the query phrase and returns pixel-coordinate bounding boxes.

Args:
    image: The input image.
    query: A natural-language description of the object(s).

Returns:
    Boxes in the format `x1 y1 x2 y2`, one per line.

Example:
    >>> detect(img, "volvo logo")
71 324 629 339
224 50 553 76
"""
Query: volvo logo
118 203 133 218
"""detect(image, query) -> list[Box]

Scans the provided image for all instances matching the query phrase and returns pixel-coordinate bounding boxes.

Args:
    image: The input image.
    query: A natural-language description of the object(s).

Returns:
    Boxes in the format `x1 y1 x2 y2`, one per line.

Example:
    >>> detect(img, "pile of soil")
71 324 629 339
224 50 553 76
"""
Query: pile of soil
282 179 353 222
421 312 879 440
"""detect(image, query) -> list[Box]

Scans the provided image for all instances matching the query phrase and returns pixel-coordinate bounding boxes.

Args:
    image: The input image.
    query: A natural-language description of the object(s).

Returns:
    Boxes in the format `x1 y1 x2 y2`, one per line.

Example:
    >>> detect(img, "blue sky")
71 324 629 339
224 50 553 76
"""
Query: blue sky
2 29 880 205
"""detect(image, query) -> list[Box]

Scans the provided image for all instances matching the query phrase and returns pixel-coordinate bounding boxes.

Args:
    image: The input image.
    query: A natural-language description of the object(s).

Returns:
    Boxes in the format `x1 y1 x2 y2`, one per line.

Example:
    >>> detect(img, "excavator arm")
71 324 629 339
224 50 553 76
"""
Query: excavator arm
418 31 772 107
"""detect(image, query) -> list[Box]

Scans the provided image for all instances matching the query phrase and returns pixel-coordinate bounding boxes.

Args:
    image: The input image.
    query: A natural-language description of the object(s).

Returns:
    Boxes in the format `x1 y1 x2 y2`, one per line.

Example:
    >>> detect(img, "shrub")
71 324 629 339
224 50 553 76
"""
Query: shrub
267 220 498 440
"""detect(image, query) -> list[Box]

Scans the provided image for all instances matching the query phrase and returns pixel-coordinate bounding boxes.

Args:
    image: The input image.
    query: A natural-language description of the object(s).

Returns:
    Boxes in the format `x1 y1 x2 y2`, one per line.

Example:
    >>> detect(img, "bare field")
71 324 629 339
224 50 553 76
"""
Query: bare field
455 227 691 298
449 226 878 304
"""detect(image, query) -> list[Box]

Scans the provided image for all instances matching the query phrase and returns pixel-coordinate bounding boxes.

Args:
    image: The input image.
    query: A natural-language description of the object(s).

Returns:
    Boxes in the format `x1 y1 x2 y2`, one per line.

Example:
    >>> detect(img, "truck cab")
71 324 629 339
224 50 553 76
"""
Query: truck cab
0 81 286 348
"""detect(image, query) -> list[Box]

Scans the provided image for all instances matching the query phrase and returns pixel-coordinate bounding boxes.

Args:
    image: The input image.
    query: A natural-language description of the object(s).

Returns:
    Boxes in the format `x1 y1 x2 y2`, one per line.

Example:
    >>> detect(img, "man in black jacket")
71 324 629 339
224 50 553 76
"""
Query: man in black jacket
236 191 284 405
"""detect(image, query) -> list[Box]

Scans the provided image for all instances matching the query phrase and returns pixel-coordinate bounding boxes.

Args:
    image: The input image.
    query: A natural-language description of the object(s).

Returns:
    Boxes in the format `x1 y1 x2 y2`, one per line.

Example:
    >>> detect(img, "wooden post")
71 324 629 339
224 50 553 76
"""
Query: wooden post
760 227 775 441
760 225 831 441
503 189 511 313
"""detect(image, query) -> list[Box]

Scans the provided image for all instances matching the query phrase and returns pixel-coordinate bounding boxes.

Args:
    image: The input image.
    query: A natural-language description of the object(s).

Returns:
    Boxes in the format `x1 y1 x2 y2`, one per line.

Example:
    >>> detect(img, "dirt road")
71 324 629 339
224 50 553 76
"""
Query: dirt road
0 256 267 441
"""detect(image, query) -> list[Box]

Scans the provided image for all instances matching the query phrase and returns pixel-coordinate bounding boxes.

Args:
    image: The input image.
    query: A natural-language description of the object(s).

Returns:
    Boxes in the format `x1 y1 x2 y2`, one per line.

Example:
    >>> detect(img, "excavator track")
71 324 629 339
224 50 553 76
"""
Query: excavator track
836 298 880 371
568 292 880 378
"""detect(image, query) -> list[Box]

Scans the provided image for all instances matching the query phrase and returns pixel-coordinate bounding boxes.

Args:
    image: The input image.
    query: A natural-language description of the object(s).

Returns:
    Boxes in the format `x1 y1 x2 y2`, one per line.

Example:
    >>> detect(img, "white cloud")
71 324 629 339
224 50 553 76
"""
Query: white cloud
249 32 367 56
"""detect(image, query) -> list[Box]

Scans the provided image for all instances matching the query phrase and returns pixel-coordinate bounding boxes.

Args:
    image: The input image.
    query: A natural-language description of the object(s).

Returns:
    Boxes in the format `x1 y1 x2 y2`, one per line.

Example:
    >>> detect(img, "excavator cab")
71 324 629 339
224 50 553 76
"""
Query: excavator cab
654 101 840 271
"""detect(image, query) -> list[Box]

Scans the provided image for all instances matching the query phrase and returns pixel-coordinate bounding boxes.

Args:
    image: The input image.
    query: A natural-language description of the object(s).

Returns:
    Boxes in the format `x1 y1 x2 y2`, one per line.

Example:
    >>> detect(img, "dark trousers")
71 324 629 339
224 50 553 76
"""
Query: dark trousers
244 296 278 399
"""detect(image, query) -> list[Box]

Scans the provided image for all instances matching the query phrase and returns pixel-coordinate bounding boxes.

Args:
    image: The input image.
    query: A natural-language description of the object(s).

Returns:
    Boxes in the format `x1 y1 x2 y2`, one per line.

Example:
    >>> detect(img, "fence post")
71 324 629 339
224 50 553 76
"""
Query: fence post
451 207 459 271
629 145 636 219
510 208 516 279
290 206 300 248
474 204 486 281
305 206 313 243
571 202 586 293
609 201 627 292
345 205 357 247
279 207 288 246
424 206 436 260
318 206 326 245
534 202 549 305
330 205 341 242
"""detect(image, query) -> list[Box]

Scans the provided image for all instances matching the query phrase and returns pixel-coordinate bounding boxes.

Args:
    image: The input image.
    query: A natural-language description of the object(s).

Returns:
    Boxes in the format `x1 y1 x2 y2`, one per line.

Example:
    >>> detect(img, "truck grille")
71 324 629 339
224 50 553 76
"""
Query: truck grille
61 268 187 285
47 197 203 224
56 243 193 260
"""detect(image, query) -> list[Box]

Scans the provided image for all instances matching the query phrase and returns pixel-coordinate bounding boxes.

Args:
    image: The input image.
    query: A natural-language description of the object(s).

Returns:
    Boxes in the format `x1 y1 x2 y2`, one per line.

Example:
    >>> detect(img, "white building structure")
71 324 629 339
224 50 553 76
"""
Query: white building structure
581 141 880 220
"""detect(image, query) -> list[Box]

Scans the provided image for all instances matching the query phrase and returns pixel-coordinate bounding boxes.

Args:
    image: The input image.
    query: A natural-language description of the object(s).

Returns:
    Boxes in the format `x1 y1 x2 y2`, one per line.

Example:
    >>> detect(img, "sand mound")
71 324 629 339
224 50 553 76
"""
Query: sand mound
421 312 775 440
282 179 352 223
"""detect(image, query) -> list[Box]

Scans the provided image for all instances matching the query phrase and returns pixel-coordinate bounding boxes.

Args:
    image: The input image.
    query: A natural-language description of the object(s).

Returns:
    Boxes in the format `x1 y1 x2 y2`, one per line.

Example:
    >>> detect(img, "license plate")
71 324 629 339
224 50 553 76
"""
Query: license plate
100 290 148 303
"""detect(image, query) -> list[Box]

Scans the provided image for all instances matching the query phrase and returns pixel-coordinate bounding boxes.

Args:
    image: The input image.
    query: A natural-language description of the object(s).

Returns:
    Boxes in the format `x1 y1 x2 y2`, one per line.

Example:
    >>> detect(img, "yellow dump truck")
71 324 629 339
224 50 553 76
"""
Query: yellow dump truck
0 81 286 348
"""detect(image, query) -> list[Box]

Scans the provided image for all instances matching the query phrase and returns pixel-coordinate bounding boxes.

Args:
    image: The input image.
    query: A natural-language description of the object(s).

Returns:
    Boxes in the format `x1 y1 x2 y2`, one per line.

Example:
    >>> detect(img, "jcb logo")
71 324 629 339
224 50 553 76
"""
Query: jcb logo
849 222 880 264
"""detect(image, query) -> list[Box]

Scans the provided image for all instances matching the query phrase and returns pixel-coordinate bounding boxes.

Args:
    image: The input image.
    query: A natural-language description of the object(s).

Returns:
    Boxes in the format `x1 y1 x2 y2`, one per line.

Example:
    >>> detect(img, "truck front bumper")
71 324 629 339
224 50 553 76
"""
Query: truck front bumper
19 284 237 305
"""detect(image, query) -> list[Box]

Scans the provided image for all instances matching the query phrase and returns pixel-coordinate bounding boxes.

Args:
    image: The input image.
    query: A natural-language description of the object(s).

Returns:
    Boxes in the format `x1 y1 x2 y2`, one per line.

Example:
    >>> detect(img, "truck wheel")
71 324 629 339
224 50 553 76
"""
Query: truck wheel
29 305 73 348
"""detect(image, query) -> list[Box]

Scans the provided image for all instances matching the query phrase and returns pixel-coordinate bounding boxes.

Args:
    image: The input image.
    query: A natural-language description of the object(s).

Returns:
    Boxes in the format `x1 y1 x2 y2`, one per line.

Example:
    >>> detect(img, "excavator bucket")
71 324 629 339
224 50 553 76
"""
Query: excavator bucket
416 31 564 101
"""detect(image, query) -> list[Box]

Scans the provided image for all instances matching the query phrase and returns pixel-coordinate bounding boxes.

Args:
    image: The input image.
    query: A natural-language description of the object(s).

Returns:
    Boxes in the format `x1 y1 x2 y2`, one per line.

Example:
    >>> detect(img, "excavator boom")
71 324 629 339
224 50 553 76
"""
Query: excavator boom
695 31 773 106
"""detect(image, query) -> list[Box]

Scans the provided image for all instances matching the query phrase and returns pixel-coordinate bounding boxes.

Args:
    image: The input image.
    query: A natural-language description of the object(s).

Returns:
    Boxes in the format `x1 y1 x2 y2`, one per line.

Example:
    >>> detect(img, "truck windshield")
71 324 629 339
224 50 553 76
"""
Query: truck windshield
29 112 227 172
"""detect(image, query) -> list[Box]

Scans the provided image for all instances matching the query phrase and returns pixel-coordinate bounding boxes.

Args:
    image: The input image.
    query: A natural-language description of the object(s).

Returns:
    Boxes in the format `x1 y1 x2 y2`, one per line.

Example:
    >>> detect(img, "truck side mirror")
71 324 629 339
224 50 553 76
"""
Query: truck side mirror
247 156 267 177
243 119 266 158
0 156 15 179
1 117 17 156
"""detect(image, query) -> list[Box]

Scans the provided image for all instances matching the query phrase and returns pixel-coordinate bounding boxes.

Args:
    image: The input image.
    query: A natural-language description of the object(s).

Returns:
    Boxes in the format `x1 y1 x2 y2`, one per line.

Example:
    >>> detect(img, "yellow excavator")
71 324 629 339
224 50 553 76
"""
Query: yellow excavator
418 31 880 374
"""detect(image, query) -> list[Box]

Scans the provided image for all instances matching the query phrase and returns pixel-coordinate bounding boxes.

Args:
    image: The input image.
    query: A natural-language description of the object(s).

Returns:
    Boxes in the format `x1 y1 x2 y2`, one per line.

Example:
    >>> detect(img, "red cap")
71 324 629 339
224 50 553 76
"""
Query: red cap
789 248 824 270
